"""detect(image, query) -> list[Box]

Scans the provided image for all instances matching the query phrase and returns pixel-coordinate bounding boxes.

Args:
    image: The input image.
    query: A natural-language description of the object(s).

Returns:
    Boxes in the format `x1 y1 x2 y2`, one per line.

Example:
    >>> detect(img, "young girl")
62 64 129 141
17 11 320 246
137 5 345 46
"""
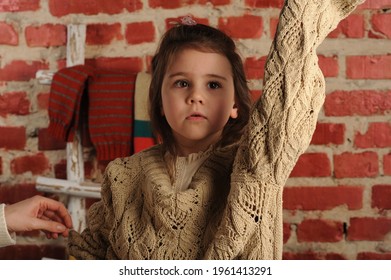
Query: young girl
68 0 364 259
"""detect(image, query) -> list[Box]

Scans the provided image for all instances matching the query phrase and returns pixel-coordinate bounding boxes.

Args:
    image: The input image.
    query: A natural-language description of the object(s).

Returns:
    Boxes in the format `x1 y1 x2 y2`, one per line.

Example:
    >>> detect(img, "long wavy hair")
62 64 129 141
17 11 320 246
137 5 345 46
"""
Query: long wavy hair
149 22 251 156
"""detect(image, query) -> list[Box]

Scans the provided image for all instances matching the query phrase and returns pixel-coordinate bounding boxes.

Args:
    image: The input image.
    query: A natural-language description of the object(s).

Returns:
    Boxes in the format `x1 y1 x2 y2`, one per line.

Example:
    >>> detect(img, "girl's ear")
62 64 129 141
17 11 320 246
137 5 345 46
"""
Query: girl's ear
230 104 238 119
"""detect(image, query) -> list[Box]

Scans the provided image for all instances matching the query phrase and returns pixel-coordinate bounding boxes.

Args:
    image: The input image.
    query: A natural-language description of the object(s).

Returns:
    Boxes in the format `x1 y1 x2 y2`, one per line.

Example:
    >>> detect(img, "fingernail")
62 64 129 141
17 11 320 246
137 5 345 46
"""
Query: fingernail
57 225 66 231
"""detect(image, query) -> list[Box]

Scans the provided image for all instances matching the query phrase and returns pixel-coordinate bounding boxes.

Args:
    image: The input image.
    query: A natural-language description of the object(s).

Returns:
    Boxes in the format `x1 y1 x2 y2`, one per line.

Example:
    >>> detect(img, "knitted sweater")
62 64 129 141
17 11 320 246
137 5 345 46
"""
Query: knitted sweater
48 65 137 161
0 204 16 248
68 0 364 259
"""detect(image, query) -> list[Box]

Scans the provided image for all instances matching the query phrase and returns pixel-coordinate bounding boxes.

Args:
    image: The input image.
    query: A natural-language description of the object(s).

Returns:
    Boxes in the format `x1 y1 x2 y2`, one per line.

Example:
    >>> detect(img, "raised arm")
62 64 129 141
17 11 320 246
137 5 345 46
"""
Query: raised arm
206 0 365 259
246 0 364 185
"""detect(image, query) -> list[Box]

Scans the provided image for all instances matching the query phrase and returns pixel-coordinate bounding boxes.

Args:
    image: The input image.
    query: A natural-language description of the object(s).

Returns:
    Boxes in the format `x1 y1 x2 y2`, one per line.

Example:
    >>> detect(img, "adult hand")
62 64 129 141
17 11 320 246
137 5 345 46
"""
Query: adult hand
4 195 73 239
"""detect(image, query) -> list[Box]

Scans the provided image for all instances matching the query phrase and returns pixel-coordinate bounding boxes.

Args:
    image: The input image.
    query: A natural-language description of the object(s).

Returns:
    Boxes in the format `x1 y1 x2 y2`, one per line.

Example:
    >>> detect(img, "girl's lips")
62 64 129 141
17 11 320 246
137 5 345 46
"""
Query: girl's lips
186 112 206 120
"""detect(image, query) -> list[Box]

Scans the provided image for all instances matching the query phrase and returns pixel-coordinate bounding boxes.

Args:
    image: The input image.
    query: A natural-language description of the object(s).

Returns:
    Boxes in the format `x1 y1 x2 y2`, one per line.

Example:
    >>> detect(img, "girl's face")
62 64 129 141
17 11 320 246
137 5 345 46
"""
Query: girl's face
161 48 238 156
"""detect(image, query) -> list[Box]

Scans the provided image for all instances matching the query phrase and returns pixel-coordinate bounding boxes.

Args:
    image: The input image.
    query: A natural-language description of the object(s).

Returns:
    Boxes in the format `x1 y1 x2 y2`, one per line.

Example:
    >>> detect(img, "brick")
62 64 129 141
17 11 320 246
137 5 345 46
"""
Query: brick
270 18 279 39
125 22 155 44
0 184 40 204
354 122 391 148
346 55 391 79
318 55 339 77
283 252 346 260
384 153 391 175
0 22 18 45
54 160 67 179
208 0 231 5
311 123 345 145
283 186 363 210
85 57 143 72
38 128 67 151
348 217 391 241
145 55 154 72
0 0 39 12
0 126 26 150
297 219 344 242
86 23 123 45
218 15 263 39
0 245 66 260
0 60 48 82
283 223 291 244
334 152 378 178
149 0 230 9
25 24 66 47
149 0 180 8
0 91 30 116
49 0 142 16
10 153 50 175
56 59 66 69
37 92 49 110
324 90 391 116
359 0 391 9
328 14 365 38
370 13 391 39
250 90 262 102
324 253 347 260
372 185 391 209
244 56 267 79
290 153 331 177
245 0 284 8
357 252 391 260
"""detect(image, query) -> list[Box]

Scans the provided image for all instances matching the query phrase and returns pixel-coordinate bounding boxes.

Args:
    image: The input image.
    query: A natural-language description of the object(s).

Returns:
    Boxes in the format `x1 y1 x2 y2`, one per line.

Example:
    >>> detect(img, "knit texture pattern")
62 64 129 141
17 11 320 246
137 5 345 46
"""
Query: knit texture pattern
0 204 16 248
48 65 93 142
68 0 364 260
88 70 137 160
205 0 365 260
48 65 137 161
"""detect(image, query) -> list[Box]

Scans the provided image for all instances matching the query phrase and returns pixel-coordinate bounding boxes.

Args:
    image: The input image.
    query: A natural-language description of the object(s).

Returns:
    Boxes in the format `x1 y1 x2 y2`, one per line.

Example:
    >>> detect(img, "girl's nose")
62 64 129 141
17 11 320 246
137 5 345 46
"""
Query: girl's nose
187 87 204 104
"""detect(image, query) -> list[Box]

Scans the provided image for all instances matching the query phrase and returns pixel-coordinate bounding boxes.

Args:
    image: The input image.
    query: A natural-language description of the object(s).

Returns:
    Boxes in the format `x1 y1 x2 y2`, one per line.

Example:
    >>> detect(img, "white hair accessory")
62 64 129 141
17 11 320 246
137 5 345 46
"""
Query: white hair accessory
180 15 197 26
169 15 197 27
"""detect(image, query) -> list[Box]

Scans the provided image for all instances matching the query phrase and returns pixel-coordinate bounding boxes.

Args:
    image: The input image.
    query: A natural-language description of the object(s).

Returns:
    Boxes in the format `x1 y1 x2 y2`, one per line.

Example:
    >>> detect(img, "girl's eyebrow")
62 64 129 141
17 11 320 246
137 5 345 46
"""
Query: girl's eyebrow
206 74 228 81
168 72 228 81
167 72 187 78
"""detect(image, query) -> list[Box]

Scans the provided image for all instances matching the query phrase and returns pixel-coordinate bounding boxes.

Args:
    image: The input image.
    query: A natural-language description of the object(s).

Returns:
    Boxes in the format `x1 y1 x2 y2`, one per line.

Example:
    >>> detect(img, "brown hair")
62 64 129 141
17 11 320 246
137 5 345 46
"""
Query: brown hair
149 22 251 156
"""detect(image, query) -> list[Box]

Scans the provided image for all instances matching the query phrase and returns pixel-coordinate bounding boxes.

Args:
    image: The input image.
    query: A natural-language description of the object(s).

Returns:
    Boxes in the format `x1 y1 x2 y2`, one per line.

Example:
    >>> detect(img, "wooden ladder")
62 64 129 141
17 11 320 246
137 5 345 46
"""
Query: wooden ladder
35 24 101 234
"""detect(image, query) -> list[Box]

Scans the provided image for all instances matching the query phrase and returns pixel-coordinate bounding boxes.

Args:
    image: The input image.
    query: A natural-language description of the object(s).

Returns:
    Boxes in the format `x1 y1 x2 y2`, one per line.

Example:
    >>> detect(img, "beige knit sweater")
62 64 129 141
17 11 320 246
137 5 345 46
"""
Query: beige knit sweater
68 0 364 260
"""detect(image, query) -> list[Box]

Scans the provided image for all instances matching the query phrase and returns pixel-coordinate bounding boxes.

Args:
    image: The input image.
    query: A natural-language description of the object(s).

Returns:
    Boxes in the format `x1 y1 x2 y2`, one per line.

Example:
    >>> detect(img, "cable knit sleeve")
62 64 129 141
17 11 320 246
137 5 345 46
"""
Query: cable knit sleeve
205 0 365 260
68 156 143 259
0 204 16 248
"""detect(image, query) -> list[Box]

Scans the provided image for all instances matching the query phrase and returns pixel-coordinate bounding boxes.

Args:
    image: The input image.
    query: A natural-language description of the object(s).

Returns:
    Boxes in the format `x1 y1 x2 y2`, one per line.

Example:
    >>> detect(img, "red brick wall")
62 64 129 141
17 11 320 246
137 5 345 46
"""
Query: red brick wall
0 0 390 260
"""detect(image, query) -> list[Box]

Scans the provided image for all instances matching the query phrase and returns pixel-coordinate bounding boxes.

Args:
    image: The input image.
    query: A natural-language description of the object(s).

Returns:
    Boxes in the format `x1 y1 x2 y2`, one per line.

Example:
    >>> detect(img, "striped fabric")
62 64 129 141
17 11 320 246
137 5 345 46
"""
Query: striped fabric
133 72 155 153
88 70 137 160
48 65 137 161
48 65 93 142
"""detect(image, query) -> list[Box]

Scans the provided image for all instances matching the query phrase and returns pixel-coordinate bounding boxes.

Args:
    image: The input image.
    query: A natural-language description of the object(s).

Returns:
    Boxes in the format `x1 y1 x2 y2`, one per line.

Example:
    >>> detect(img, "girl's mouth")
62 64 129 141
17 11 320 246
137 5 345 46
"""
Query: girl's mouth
186 113 206 120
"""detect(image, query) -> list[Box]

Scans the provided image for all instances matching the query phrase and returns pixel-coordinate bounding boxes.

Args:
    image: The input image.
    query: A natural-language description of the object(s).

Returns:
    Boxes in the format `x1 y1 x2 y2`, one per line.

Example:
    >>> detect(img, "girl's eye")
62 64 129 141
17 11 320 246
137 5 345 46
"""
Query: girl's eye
208 81 222 89
174 80 189 88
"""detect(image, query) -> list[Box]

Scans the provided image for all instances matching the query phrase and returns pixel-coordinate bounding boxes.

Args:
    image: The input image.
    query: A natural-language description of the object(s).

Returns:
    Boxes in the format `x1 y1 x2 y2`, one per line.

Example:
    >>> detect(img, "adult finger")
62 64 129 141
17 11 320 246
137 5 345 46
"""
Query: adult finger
39 197 73 229
31 218 68 234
